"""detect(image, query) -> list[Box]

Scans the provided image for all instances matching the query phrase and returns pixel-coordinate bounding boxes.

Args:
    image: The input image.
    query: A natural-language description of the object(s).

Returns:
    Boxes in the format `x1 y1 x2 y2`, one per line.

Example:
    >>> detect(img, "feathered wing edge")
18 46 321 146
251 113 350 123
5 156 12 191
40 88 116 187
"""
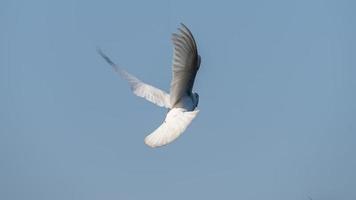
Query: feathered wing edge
98 49 171 108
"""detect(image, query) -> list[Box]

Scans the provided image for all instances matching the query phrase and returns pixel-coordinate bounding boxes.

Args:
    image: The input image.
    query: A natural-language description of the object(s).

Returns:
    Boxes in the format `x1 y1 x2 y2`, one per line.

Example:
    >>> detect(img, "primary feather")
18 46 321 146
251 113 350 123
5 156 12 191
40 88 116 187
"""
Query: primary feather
98 49 171 108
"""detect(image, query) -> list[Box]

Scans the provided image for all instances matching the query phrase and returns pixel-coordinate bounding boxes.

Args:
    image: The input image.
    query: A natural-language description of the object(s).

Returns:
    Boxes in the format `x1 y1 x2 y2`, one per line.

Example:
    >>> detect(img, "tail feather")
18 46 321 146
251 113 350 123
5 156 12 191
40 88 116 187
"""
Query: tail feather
144 108 199 148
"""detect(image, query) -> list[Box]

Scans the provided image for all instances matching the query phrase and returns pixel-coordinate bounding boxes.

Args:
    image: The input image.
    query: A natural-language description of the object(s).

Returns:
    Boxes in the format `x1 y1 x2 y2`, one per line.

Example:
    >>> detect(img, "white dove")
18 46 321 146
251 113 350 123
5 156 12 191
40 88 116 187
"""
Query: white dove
98 23 201 148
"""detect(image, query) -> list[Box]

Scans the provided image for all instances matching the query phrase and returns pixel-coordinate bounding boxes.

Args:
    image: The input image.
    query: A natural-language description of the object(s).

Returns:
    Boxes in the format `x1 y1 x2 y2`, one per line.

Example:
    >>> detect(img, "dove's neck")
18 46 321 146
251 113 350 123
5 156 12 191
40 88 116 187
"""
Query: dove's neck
173 93 198 111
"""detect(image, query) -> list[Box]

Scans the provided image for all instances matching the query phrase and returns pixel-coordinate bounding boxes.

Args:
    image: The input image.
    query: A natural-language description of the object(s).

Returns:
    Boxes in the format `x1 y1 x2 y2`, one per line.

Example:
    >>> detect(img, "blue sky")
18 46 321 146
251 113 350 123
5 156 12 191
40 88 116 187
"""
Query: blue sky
1 0 356 199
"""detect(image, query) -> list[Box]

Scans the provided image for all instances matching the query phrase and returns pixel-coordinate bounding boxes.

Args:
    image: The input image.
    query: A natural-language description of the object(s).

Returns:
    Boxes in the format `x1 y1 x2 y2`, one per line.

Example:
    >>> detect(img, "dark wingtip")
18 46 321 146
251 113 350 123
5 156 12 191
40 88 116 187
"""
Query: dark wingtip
97 48 115 67
96 47 106 61
180 22 189 30
177 23 197 51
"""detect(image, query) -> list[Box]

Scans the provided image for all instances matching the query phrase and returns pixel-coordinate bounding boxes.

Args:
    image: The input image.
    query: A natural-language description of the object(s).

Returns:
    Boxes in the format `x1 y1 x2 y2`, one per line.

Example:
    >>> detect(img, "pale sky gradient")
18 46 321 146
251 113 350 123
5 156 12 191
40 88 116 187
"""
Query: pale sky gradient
1 0 356 199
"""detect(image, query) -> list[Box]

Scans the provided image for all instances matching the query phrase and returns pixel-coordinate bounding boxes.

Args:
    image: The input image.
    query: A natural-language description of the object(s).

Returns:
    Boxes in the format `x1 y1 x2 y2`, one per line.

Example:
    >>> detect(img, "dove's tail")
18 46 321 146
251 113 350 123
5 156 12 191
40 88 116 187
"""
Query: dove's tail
144 108 199 148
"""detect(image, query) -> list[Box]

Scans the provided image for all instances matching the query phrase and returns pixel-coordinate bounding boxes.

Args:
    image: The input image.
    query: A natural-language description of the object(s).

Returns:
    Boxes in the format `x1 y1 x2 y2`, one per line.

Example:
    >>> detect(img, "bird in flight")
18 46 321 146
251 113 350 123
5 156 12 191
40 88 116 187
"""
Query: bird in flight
98 23 201 148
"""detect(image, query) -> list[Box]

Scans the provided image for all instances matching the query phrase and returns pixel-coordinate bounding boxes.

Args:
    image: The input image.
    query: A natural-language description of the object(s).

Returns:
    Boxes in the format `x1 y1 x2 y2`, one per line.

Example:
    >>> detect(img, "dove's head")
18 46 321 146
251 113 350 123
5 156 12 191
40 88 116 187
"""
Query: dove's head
192 92 199 108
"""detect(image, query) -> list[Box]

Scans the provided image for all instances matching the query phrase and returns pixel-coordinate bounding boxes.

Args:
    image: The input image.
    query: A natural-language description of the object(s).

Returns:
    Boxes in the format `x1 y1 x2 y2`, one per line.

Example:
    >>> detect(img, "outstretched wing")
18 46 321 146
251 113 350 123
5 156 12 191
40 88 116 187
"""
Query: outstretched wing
98 49 171 108
170 23 200 107
144 108 199 148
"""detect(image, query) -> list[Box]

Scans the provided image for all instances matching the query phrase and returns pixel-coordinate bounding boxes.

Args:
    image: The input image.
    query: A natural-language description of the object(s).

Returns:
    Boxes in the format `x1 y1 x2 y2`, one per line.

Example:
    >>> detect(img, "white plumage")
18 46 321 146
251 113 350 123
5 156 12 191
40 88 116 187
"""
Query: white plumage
145 108 199 147
99 23 201 148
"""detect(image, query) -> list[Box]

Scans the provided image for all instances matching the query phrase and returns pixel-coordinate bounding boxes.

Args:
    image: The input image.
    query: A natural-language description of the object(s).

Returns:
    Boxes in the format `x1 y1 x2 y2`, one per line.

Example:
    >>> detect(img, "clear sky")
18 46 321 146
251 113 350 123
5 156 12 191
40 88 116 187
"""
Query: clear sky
1 0 355 199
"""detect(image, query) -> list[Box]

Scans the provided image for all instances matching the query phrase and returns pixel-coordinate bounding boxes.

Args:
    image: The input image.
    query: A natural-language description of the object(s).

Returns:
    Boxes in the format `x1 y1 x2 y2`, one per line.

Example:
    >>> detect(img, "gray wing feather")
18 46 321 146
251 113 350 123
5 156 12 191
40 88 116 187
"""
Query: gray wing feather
170 23 200 107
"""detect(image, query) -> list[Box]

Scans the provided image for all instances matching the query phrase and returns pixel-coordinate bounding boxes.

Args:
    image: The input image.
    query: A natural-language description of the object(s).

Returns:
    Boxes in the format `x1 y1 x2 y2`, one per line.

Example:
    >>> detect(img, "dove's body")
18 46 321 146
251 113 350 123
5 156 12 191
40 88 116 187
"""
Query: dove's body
99 23 200 148
172 93 198 111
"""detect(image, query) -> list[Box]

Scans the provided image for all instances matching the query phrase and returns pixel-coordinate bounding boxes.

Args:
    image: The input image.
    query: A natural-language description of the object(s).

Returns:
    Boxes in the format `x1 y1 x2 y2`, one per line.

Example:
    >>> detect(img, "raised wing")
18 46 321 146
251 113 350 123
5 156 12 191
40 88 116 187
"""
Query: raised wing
170 23 200 107
144 108 199 148
98 49 171 108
